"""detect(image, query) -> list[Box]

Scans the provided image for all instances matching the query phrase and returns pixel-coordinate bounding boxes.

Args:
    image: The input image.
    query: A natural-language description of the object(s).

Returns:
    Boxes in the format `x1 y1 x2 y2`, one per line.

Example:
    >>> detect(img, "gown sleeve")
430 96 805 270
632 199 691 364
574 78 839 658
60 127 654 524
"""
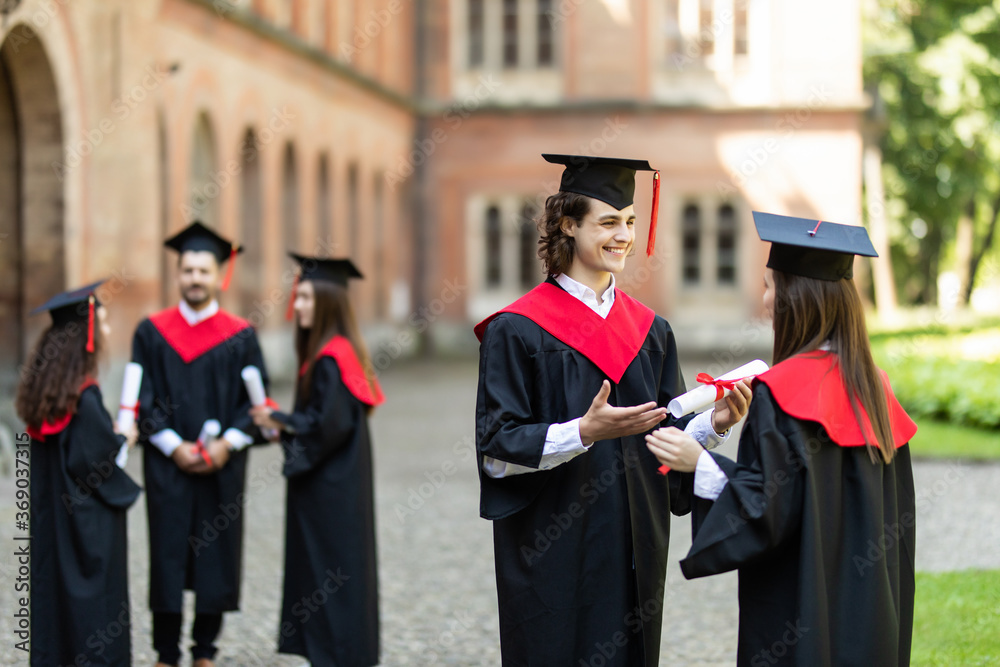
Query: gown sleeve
131 322 156 447
476 316 551 469
654 321 697 515
680 385 805 578
273 357 359 477
68 387 142 509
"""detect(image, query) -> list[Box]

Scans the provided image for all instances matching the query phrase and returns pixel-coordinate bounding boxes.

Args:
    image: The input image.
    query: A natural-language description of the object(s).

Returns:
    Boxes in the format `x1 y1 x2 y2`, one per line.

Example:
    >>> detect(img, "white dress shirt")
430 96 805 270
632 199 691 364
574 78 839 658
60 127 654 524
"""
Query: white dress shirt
482 273 729 478
147 299 254 457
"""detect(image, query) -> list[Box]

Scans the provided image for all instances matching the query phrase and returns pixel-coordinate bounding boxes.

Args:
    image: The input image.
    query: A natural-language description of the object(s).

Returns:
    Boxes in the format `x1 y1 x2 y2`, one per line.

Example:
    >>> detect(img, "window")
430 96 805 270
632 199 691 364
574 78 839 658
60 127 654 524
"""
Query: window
717 203 737 285
682 203 701 285
519 202 538 288
373 174 386 318
282 143 298 251
734 1 748 55
189 113 218 226
665 0 681 57
239 130 263 312
698 0 714 57
503 0 519 68
468 0 485 67
537 0 555 67
347 163 359 257
485 205 502 287
317 154 331 239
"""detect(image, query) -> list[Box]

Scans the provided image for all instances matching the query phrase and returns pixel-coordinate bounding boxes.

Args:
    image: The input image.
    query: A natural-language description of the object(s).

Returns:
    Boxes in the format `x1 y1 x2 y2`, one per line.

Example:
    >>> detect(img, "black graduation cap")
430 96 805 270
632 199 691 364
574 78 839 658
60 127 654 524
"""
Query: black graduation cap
164 221 243 290
542 154 661 256
29 279 105 352
285 254 364 320
753 211 878 281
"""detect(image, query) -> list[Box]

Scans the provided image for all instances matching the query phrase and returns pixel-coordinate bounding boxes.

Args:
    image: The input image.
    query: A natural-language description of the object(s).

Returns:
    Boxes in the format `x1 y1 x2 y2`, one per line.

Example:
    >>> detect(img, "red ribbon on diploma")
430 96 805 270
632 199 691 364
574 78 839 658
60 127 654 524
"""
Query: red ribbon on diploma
120 402 139 417
195 437 214 468
696 372 739 401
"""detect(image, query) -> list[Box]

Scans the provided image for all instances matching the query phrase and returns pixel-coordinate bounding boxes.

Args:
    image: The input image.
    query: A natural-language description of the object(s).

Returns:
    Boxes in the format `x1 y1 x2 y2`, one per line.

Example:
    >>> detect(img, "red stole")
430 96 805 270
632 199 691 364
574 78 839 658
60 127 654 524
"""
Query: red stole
474 281 656 384
300 336 385 407
149 306 252 363
27 378 99 442
756 351 916 448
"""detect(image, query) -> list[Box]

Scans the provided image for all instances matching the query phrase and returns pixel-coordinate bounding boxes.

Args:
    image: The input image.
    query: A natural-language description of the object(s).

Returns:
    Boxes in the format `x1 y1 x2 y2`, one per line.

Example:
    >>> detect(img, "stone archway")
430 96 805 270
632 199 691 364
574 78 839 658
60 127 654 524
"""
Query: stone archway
0 25 66 420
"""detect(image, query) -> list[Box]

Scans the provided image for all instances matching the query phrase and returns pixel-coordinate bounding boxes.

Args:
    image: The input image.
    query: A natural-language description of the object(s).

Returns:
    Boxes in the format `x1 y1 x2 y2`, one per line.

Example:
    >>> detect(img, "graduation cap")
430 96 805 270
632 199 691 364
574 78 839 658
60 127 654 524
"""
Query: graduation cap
753 211 878 281
163 221 243 291
542 154 661 257
29 279 105 353
285 253 364 320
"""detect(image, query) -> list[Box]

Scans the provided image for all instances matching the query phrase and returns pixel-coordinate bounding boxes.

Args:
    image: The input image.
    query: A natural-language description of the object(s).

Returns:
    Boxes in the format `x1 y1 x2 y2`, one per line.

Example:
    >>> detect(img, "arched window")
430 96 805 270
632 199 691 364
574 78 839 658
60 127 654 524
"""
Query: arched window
717 203 737 285
373 173 386 318
317 153 332 240
519 202 538 288
282 143 299 251
468 0 485 67
503 0 519 68
189 113 218 226
682 203 701 285
240 130 263 311
537 0 555 67
485 205 502 288
347 163 360 257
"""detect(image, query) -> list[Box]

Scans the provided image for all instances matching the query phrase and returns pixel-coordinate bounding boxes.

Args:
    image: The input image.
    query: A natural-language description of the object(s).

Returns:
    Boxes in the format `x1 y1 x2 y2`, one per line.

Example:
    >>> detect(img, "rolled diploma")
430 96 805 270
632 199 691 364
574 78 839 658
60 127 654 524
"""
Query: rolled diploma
242 366 279 440
115 362 143 468
197 419 222 447
667 359 770 418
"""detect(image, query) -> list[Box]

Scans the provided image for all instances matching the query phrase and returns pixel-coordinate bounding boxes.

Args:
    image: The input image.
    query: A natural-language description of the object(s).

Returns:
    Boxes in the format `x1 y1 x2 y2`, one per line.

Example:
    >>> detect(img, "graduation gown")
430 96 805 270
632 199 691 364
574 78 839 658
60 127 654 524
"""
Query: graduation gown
131 305 267 614
273 336 382 666
680 352 918 667
29 382 142 667
474 279 695 666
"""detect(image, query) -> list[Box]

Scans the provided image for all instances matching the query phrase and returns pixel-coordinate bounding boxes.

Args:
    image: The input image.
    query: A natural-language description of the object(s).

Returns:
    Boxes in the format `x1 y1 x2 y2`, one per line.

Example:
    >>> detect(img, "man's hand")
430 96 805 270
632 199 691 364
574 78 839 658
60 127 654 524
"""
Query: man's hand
711 379 753 434
579 380 668 444
645 427 703 472
171 442 213 474
115 422 139 449
250 405 283 433
207 438 231 470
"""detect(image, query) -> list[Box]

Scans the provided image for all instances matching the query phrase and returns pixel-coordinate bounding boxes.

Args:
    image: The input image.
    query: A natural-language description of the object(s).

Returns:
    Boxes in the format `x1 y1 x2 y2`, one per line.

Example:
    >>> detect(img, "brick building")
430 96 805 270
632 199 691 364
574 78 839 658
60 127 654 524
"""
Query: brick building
0 0 864 423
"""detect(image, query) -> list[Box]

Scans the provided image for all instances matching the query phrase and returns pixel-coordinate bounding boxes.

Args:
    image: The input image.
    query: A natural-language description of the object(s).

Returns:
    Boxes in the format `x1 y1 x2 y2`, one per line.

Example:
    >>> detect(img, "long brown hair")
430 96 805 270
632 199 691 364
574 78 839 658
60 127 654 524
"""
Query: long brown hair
16 309 103 428
295 280 378 412
771 270 895 463
537 191 592 276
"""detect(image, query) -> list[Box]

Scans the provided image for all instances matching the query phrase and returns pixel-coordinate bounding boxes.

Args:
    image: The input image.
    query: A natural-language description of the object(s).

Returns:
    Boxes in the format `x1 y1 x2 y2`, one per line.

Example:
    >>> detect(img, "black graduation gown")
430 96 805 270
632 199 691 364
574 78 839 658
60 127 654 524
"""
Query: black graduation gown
272 355 380 667
475 282 695 667
680 382 916 667
30 384 142 666
131 306 267 614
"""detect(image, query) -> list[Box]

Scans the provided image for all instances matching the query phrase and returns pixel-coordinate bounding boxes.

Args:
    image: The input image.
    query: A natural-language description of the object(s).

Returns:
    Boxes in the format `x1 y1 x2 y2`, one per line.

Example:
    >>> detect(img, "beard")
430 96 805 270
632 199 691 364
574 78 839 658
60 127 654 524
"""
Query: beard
182 285 212 308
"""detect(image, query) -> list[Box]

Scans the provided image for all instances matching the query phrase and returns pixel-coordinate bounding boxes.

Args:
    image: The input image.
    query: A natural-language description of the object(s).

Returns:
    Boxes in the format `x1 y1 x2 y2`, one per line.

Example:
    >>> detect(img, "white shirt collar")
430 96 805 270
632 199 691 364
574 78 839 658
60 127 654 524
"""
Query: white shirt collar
179 299 219 326
554 273 616 319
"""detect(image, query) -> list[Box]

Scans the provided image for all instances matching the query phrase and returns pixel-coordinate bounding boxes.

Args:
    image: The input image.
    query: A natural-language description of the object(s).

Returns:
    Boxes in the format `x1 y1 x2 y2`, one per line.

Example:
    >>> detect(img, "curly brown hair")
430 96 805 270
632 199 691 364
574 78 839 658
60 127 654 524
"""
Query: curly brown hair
16 308 103 428
536 191 592 276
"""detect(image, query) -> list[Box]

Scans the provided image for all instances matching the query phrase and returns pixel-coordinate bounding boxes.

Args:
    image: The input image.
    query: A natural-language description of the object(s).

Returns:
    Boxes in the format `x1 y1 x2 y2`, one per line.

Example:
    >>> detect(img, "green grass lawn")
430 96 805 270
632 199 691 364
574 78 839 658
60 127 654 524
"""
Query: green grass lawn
912 569 1000 666
909 419 1000 460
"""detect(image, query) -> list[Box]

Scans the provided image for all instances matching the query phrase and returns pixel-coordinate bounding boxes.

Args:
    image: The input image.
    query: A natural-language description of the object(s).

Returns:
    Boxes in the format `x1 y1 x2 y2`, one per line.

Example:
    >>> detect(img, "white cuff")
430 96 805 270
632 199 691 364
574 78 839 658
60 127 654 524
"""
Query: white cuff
482 418 590 479
684 409 729 450
694 449 729 500
149 429 183 457
223 428 254 451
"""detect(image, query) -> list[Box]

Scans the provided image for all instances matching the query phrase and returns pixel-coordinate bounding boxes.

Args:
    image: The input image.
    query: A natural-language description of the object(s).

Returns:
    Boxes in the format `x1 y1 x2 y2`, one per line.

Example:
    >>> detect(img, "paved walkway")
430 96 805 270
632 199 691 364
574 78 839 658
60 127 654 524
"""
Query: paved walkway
1 358 998 665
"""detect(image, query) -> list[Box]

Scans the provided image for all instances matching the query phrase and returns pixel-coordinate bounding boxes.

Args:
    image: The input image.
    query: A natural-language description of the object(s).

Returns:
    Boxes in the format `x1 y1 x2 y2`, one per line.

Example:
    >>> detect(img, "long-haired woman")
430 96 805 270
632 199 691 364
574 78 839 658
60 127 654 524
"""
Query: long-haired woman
646 213 917 666
16 280 141 667
250 255 382 667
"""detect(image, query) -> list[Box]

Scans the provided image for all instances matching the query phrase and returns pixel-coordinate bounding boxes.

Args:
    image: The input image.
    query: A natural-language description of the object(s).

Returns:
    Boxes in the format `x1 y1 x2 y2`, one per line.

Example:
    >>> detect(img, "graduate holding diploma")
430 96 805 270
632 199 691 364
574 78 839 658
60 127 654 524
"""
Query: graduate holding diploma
131 222 269 667
251 254 382 667
646 212 917 666
474 154 752 665
16 281 141 666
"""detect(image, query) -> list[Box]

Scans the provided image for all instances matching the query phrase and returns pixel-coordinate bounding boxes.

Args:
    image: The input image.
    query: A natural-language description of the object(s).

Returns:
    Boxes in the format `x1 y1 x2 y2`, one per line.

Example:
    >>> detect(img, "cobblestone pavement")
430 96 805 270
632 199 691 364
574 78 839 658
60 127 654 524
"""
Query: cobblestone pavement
1 358 998 665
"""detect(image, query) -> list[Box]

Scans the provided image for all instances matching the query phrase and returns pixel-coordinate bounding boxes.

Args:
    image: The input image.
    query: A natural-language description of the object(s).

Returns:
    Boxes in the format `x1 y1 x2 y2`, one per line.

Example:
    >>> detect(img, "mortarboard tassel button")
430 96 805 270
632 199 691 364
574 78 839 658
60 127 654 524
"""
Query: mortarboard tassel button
647 171 661 257
86 295 95 353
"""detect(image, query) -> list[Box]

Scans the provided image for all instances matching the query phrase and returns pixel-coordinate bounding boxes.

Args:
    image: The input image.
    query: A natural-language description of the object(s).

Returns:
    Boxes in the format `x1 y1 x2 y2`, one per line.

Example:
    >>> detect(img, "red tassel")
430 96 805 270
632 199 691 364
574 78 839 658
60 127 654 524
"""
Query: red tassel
646 171 660 257
285 273 300 321
86 295 95 353
220 243 238 291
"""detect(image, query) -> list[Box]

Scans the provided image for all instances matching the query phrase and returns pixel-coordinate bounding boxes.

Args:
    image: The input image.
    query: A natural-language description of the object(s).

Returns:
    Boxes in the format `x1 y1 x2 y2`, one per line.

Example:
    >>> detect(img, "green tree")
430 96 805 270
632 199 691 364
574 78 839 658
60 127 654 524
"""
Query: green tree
864 0 1000 306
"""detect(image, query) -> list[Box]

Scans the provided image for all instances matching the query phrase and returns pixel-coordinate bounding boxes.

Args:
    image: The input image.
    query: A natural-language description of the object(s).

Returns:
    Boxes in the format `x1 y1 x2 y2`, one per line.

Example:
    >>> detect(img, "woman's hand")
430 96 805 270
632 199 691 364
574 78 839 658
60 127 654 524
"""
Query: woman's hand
250 405 283 433
645 427 703 472
711 379 753 433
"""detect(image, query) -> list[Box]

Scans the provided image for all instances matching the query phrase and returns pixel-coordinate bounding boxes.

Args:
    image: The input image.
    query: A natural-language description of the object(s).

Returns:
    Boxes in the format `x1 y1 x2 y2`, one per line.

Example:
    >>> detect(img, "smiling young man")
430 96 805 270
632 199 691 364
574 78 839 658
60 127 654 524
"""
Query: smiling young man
131 222 269 667
474 155 752 665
